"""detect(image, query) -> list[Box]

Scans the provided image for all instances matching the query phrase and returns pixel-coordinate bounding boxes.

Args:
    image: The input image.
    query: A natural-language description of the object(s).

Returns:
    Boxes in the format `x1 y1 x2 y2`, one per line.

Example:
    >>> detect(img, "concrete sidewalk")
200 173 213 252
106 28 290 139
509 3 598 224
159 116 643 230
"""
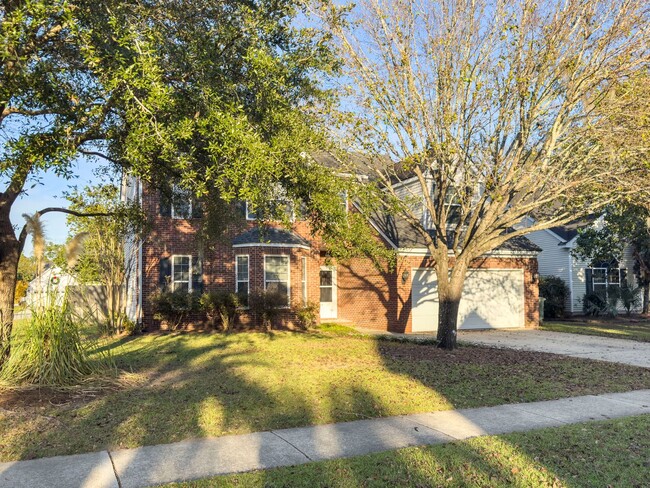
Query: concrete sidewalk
1 390 648 488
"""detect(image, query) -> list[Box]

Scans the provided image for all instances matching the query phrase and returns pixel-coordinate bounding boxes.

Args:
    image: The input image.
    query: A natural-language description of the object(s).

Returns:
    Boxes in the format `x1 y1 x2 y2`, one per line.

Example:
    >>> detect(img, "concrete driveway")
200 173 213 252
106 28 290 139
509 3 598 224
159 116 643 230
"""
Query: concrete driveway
458 329 650 368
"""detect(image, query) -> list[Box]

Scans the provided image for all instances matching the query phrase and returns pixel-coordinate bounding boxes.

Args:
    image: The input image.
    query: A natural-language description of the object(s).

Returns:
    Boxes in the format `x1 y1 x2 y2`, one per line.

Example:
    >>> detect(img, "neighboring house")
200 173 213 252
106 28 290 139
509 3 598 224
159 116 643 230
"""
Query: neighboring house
123 160 541 333
524 217 640 314
24 265 77 308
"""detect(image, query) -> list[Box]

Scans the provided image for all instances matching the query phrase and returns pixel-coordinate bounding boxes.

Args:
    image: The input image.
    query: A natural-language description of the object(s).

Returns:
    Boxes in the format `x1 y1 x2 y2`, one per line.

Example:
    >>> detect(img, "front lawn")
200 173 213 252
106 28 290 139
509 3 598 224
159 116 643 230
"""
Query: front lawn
163 414 650 487
2 324 650 461
541 317 650 342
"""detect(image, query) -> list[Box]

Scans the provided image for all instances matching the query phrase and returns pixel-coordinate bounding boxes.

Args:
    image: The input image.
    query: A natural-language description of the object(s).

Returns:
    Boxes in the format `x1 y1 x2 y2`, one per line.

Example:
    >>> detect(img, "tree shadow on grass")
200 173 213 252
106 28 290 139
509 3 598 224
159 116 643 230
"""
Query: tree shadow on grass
2 329 648 486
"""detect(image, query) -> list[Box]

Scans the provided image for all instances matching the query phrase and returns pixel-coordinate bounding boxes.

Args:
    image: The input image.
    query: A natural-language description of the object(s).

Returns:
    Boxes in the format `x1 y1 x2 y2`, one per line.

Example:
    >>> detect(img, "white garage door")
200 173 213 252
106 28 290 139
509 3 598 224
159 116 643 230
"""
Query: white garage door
411 268 525 332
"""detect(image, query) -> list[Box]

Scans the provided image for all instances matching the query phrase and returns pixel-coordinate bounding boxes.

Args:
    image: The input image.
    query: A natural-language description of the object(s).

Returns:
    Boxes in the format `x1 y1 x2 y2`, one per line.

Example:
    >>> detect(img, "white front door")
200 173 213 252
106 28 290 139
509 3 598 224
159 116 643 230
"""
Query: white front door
319 267 337 319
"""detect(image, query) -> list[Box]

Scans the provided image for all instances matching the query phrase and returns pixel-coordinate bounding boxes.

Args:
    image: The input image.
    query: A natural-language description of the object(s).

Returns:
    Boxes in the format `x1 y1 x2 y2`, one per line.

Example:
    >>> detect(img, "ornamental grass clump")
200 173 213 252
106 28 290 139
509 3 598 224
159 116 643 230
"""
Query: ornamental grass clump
0 301 114 387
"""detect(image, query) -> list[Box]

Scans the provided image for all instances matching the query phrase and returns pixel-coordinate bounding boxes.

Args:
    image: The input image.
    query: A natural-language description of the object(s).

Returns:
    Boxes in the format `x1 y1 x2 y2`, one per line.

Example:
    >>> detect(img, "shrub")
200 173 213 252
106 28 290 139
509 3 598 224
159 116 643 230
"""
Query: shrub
151 289 201 329
248 291 287 330
538 276 569 319
122 316 140 336
583 292 607 316
619 285 642 316
0 301 114 387
294 301 318 329
200 291 241 331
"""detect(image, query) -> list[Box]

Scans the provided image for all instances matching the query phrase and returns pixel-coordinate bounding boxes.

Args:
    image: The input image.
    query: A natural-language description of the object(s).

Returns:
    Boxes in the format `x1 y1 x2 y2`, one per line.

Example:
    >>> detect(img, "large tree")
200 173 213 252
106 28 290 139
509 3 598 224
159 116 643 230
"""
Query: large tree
319 0 650 348
0 0 343 363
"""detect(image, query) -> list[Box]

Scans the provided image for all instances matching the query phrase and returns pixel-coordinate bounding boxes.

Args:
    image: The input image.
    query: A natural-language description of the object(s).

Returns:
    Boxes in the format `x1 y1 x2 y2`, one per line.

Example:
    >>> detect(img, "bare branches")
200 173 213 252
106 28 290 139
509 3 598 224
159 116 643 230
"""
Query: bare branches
319 0 650 264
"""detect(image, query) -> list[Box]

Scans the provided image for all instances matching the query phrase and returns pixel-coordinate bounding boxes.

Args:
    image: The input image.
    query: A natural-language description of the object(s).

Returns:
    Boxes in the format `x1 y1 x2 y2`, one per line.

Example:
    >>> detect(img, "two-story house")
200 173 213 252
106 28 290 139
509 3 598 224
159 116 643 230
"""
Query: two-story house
122 158 542 333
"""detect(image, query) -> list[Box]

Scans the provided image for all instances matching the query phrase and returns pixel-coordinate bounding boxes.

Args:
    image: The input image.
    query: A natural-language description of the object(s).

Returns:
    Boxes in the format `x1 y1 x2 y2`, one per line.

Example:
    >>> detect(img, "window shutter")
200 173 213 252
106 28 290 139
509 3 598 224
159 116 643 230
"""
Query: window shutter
159 257 171 290
159 192 172 217
620 268 628 287
234 201 246 217
585 268 593 294
192 256 204 293
191 199 203 219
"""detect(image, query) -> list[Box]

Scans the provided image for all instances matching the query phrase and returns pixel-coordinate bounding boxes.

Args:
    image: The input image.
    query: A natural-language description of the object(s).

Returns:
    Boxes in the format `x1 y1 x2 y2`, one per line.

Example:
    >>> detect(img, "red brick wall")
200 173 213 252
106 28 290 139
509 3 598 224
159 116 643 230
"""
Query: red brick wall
141 185 539 332
140 186 321 329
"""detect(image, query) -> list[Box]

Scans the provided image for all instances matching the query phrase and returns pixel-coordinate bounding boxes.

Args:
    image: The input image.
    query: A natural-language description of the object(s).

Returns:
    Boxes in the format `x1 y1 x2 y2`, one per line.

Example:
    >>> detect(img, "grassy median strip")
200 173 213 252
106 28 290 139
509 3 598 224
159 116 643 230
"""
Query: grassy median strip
161 415 650 488
2 324 650 461
541 319 650 342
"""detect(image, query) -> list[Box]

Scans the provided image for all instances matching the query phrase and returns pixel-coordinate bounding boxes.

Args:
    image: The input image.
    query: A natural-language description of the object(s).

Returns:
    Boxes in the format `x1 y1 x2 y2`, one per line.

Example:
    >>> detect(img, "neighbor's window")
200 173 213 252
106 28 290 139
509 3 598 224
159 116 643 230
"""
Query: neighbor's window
236 255 249 299
588 266 627 299
172 255 191 292
171 185 192 219
264 255 290 304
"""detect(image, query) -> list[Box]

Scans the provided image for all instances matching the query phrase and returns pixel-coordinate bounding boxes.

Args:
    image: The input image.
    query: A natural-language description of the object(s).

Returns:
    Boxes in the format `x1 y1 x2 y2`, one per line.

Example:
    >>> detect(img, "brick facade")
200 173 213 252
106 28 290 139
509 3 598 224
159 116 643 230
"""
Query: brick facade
139 186 539 332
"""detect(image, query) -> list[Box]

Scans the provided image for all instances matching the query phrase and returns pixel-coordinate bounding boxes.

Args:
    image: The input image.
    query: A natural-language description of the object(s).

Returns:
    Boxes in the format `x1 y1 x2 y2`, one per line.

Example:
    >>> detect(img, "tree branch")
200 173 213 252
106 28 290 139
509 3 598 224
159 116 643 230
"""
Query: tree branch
18 207 113 251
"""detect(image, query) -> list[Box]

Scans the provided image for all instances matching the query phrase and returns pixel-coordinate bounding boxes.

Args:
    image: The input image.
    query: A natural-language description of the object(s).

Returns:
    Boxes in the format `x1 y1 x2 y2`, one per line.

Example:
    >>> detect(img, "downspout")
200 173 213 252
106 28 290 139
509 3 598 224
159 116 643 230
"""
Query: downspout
136 178 143 326
567 249 574 314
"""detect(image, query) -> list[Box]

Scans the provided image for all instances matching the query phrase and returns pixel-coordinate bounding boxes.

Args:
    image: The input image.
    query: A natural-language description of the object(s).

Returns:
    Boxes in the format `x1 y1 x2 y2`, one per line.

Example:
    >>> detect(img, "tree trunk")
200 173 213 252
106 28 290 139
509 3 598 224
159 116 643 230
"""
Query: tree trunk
0 211 20 365
436 262 468 350
643 282 649 315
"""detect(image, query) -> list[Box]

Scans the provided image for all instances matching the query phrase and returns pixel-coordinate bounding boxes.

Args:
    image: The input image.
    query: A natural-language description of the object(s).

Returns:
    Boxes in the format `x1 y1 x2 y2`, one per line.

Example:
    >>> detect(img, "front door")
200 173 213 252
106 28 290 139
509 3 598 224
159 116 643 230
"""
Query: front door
319 267 337 319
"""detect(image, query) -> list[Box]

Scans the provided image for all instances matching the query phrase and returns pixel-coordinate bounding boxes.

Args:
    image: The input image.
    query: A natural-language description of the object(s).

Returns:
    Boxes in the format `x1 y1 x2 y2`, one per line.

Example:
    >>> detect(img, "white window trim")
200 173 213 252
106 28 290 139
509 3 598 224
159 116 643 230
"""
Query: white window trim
301 256 308 304
171 254 192 292
171 185 193 220
590 267 625 288
264 254 291 306
235 255 250 295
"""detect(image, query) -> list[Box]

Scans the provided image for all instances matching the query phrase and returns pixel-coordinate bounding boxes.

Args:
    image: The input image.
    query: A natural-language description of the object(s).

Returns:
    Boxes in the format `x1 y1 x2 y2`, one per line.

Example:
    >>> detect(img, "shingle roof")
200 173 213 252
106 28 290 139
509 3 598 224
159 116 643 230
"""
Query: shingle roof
370 212 541 253
232 227 311 248
310 151 393 176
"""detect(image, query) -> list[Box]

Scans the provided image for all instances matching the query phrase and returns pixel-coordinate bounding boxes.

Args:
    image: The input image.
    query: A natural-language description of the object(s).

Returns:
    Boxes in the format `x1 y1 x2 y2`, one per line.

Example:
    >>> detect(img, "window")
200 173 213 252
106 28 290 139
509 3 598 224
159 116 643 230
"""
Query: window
587 266 627 299
245 185 294 221
236 255 249 300
171 185 192 219
264 255 290 304
320 269 333 302
246 200 294 222
172 255 191 292
301 257 308 304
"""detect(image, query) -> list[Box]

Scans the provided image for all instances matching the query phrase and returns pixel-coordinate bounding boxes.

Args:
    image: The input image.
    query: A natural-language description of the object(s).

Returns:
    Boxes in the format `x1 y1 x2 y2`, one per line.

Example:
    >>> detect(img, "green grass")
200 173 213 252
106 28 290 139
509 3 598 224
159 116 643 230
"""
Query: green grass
541 318 650 342
161 415 650 487
2 324 650 461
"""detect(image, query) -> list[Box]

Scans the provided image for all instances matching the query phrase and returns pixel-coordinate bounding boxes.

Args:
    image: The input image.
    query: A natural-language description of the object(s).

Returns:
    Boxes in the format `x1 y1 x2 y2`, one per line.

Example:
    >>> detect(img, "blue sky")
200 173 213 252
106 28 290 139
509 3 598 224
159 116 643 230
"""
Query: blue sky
11 158 101 256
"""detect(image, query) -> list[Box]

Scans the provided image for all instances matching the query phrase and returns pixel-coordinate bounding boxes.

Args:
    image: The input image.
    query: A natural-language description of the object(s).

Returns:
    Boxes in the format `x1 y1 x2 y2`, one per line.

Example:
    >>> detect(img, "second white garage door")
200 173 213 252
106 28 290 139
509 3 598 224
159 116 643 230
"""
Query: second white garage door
411 268 525 332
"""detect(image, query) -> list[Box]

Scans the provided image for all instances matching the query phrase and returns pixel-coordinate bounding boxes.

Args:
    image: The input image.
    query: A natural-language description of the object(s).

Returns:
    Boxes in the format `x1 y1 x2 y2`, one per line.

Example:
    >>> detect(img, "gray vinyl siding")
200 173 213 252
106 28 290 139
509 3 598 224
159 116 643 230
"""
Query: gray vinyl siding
524 230 576 311
393 178 430 226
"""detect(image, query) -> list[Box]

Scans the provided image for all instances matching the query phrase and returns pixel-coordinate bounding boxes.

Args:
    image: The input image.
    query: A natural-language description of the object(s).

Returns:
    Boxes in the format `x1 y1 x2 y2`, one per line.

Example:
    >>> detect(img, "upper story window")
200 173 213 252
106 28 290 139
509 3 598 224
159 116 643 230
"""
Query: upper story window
159 185 201 219
171 185 192 219
246 200 295 222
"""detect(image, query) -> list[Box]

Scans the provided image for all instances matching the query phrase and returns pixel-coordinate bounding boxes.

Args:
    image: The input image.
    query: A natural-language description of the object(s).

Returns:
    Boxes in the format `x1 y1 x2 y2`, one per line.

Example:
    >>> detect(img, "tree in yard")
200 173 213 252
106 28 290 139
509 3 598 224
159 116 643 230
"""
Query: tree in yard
318 0 650 348
0 0 344 363
573 205 650 315
64 184 147 335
